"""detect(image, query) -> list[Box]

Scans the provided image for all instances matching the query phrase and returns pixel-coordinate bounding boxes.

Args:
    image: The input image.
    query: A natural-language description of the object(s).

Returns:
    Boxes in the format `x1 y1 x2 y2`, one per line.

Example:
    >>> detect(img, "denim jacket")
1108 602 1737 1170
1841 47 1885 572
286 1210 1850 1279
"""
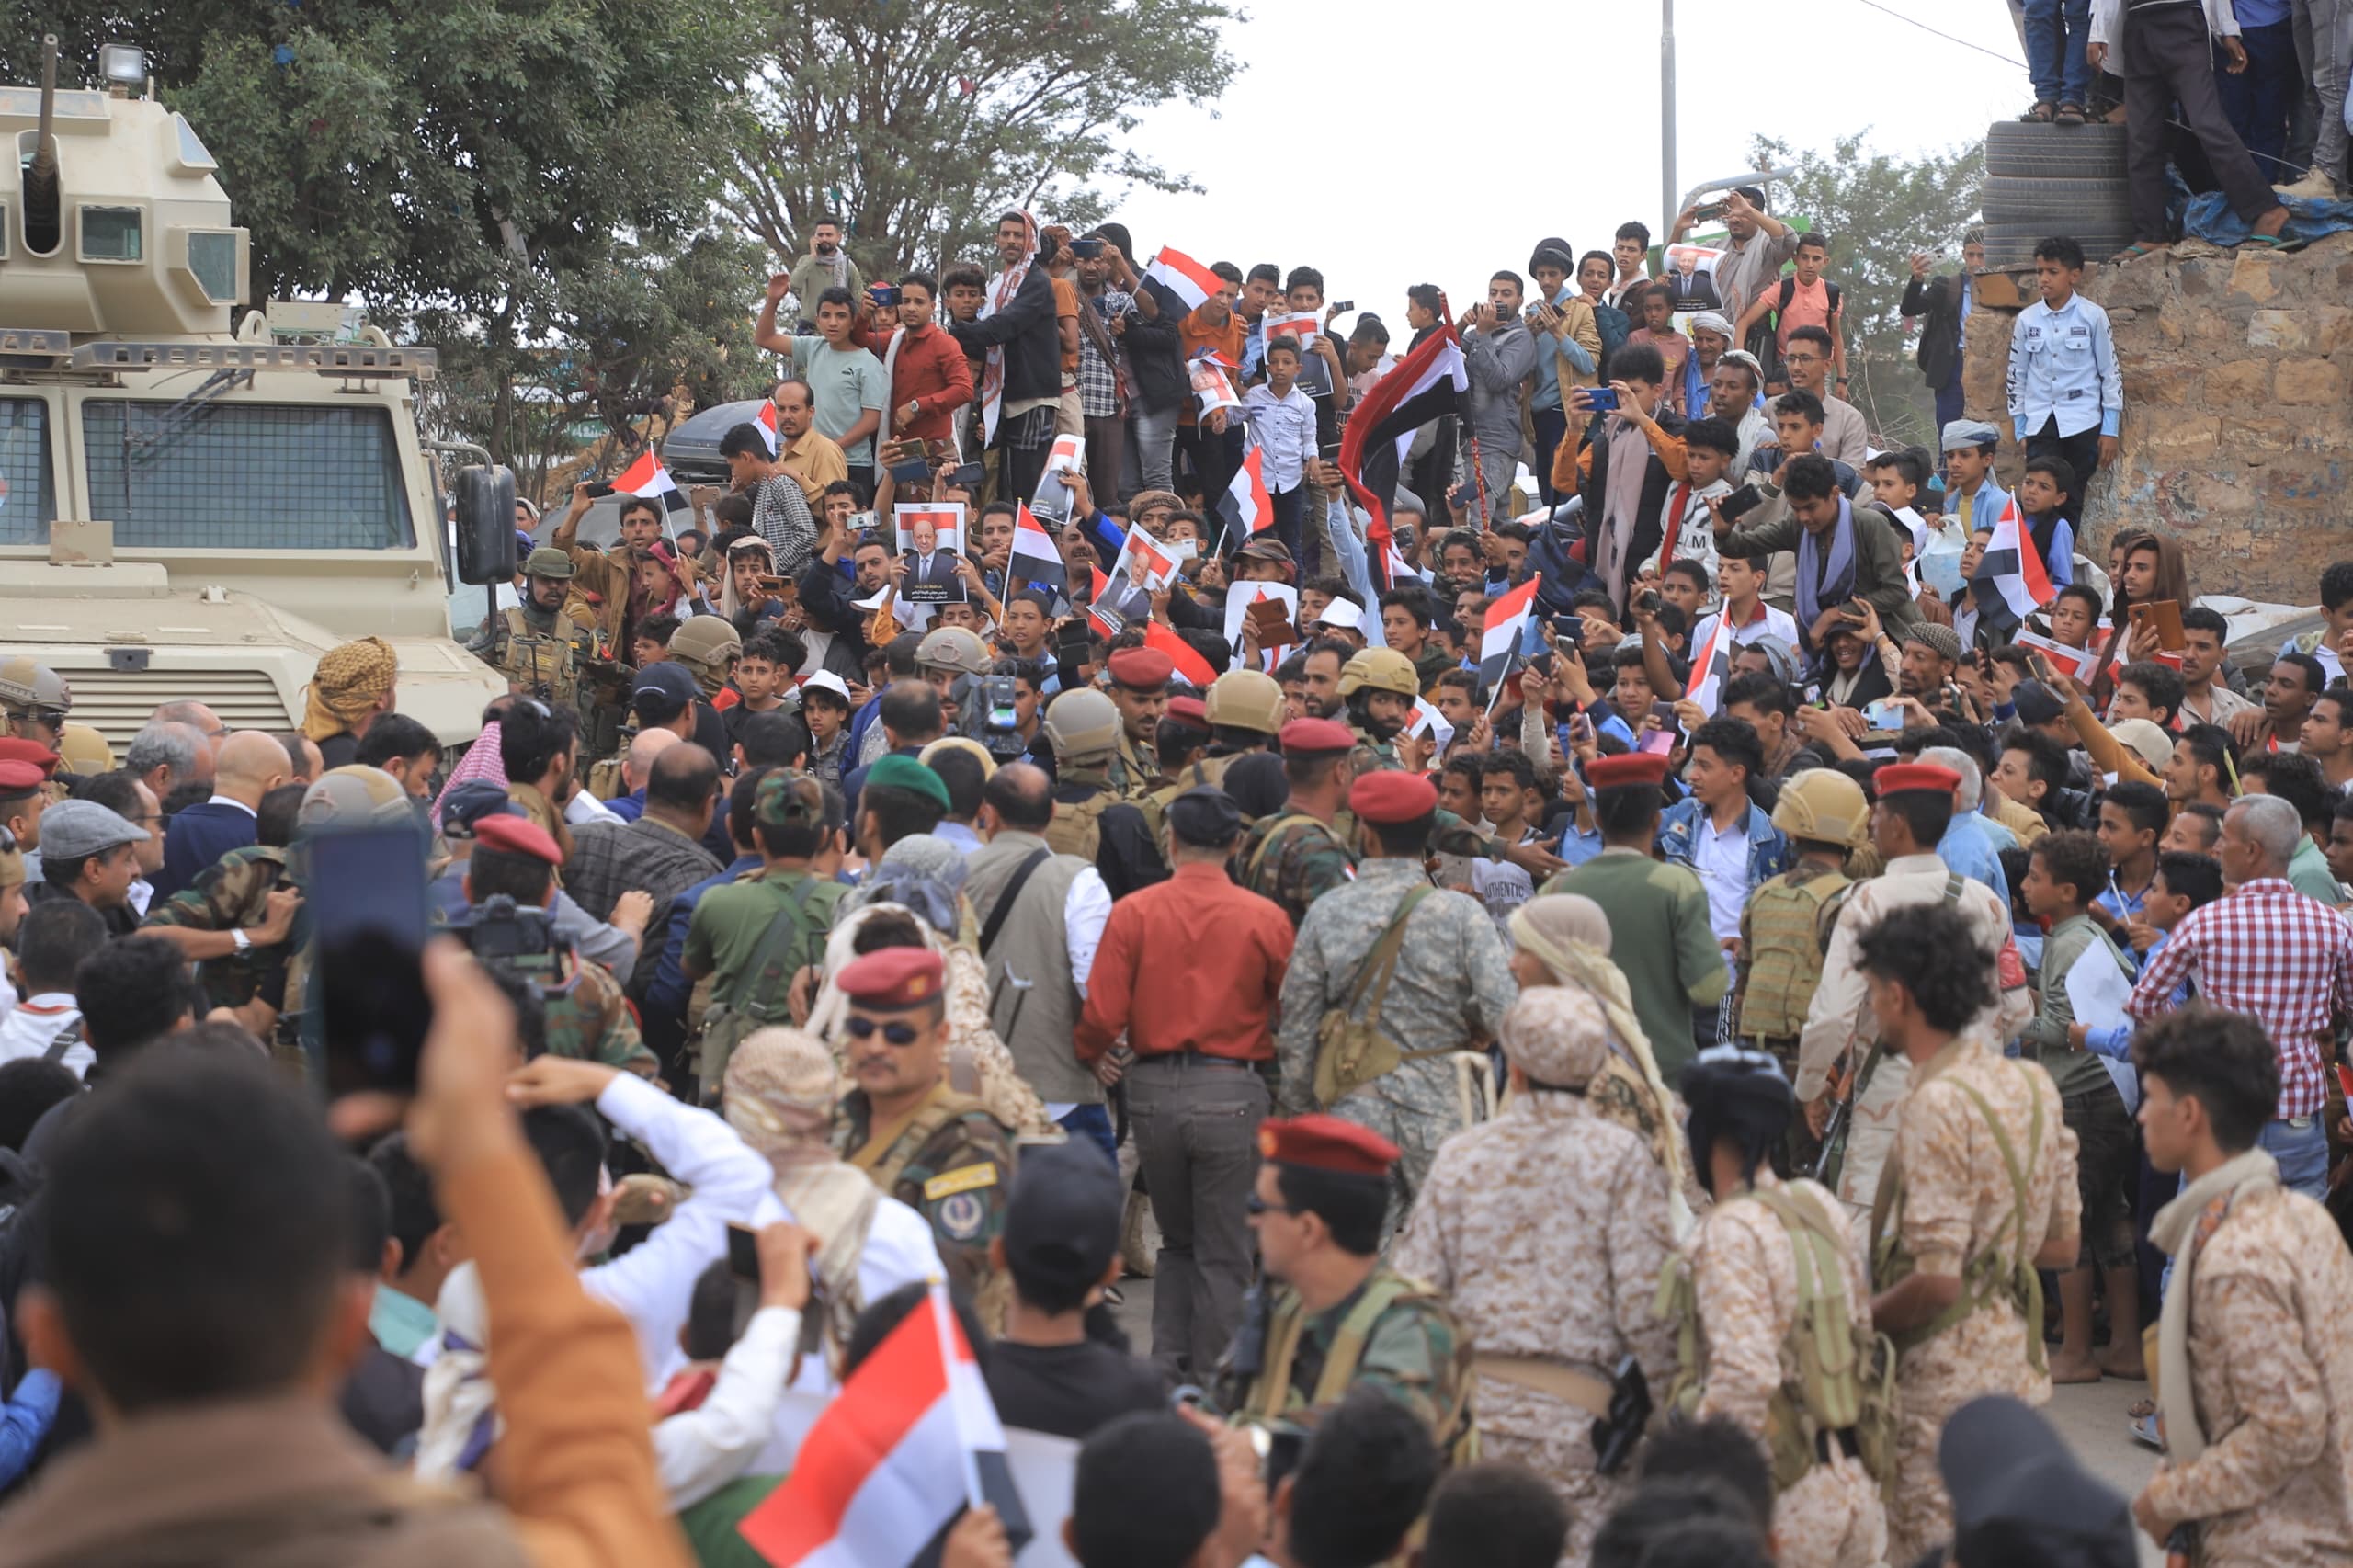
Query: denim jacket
1655 798 1791 892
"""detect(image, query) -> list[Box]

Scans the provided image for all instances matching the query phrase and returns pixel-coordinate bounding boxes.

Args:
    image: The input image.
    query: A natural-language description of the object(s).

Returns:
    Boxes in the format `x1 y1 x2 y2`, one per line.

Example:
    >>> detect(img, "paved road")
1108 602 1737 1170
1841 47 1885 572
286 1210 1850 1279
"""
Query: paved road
1108 1272 2165 1564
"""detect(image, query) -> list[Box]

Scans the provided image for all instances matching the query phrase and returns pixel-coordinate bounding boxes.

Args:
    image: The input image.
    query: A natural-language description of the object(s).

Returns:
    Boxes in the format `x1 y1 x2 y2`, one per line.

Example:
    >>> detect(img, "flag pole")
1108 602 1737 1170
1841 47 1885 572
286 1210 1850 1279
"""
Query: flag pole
928 1281 988 1513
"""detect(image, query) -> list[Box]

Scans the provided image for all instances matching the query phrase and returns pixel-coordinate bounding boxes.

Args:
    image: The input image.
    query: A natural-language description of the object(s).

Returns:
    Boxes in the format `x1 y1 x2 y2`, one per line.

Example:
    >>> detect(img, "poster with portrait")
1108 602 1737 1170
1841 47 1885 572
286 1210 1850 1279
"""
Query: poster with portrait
1094 529 1195 630
1190 353 1242 419
893 502 967 604
1662 244 1724 312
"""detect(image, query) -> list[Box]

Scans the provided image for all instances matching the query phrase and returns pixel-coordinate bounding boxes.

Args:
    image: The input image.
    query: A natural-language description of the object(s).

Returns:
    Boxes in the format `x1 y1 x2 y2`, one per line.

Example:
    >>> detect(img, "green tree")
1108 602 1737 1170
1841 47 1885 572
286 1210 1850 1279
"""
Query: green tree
1 7 756 467
1747 132 1985 451
727 0 1240 281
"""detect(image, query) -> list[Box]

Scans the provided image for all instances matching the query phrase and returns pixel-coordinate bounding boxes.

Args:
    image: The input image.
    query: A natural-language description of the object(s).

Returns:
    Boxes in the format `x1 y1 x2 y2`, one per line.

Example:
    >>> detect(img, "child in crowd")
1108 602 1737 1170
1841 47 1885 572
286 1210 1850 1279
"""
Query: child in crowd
2018 829 2142 1384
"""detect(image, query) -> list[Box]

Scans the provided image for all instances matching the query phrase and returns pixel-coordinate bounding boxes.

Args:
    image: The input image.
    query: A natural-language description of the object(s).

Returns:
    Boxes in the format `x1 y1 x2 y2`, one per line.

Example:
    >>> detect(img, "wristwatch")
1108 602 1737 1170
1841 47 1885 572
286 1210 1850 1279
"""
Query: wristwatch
231 927 252 953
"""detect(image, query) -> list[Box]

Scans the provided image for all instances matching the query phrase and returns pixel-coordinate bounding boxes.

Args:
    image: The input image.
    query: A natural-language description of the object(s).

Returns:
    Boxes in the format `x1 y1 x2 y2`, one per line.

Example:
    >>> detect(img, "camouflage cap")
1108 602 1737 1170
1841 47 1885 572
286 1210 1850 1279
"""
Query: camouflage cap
755 769 827 831
523 547 575 581
300 764 418 831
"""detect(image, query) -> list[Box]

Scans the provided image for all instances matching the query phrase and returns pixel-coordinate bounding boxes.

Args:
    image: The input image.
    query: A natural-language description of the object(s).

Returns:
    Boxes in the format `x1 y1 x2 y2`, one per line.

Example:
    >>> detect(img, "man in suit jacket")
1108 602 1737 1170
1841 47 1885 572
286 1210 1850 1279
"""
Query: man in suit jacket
151 731 289 903
1901 237 1983 436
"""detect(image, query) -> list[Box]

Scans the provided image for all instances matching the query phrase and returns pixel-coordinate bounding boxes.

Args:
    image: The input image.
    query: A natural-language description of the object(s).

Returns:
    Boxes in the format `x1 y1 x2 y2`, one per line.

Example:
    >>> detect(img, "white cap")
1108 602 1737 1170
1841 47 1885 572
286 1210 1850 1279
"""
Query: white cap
800 670 853 704
1311 597 1364 631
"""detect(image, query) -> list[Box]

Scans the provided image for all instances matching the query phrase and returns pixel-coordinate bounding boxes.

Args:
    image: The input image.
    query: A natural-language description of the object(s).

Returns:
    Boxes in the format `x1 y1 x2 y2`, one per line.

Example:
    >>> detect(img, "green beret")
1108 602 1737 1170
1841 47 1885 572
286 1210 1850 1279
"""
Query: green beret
865 753 952 812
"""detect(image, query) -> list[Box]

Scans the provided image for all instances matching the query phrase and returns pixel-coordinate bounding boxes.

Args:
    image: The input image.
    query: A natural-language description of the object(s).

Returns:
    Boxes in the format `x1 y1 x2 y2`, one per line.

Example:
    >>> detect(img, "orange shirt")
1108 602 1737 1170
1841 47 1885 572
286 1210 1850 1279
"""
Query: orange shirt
1051 275 1083 381
1177 310 1245 427
1076 861 1294 1062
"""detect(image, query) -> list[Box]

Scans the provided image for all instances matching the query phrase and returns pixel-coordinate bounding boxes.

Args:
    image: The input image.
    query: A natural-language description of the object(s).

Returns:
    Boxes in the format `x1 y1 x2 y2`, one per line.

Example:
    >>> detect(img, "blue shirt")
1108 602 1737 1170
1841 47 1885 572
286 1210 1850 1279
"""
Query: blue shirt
2007 291 2123 440
1938 813 2009 904
2086 929 2184 1058
604 790 648 824
2093 868 2151 927
0 1369 59 1488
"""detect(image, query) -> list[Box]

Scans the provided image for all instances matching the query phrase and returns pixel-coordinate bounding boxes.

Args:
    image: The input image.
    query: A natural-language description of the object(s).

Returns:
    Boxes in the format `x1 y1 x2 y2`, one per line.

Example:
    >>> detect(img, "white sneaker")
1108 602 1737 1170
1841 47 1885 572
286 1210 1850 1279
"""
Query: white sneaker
2276 169 2343 200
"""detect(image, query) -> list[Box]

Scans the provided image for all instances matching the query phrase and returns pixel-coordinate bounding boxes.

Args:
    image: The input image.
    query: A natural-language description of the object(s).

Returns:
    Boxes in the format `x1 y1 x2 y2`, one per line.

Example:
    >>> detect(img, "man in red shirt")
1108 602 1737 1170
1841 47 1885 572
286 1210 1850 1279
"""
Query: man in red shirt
852 271 975 455
1077 785 1292 1383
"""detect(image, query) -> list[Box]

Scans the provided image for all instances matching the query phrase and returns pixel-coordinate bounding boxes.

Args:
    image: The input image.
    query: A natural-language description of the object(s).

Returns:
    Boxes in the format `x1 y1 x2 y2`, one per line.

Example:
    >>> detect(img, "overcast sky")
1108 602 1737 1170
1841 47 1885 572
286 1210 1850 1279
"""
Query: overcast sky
1103 0 2027 330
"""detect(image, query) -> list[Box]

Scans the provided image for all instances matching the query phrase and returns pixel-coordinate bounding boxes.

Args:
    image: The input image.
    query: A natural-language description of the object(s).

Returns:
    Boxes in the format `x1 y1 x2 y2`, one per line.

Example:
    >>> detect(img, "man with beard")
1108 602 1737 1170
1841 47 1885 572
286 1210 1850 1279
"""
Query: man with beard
786 215 865 324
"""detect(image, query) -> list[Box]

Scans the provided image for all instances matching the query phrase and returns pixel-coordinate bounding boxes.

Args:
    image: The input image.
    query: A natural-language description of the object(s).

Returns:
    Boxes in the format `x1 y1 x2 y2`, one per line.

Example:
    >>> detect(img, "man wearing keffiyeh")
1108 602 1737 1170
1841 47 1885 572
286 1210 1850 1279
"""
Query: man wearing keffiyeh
947 210 1062 511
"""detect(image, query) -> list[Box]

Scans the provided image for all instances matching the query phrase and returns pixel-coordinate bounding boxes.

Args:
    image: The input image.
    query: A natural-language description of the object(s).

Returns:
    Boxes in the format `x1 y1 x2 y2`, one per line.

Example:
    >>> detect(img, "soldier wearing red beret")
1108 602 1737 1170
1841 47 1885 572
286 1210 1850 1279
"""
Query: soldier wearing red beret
1215 1114 1472 1456
1105 647 1175 802
833 945 1021 1332
1234 721 1364 929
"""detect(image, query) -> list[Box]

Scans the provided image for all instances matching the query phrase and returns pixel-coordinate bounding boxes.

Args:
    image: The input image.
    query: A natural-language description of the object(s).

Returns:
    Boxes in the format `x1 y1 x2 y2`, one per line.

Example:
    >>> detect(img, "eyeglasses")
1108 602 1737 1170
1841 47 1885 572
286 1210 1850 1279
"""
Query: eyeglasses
844 1015 923 1046
1783 352 1825 366
1244 1192 1297 1218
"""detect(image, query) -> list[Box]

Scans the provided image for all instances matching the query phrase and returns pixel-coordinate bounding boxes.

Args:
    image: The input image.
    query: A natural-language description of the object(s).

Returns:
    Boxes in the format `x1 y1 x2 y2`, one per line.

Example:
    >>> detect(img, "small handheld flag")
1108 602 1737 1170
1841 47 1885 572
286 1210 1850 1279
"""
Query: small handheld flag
613 449 689 514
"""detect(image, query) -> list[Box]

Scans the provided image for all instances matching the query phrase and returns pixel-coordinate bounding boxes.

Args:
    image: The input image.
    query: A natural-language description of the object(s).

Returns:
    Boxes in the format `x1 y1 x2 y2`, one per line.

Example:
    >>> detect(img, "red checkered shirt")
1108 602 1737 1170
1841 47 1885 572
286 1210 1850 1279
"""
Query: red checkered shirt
2126 878 2350 1119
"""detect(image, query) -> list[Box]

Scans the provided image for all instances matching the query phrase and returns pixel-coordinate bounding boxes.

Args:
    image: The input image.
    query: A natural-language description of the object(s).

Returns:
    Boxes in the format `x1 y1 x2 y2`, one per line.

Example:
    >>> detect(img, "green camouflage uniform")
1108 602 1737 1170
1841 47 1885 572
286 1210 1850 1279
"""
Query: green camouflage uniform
142 846 305 1056
537 952 658 1078
1110 730 1161 801
1274 858 1518 1229
1217 1265 1473 1454
1345 724 1516 863
1234 811 1359 930
836 1083 1019 1331
469 598 597 720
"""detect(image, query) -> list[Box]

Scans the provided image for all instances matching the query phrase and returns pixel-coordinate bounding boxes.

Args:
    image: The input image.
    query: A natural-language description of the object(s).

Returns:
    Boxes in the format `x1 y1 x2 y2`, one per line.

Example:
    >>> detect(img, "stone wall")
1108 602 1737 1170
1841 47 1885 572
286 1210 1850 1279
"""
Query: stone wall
1960 233 2353 603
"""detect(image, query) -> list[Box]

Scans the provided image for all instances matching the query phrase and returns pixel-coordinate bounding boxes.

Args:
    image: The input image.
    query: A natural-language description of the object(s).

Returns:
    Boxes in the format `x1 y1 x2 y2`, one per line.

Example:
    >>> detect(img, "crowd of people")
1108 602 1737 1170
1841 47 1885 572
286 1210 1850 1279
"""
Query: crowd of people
0 137 2347 1568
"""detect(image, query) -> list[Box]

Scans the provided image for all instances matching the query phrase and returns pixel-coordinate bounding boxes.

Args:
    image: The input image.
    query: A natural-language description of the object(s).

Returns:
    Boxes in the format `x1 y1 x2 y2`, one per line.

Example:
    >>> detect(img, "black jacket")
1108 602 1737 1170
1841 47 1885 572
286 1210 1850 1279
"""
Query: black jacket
1123 305 1185 415
947 269 1061 405
1902 274 1964 392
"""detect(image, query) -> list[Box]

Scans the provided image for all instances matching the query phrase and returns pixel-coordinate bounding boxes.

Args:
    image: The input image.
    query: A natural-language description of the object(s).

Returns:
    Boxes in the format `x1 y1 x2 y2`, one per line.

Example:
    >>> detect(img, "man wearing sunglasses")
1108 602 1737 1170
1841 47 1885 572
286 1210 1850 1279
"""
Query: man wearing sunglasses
833 946 1019 1331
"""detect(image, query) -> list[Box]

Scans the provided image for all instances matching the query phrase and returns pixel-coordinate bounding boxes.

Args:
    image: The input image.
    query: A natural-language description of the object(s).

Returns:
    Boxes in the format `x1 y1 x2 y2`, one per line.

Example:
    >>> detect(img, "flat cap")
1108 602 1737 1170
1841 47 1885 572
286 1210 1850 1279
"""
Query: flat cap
1348 769 1437 824
1279 717 1355 755
836 946 946 1010
864 752 952 812
1165 786 1243 847
38 799 148 859
1107 647 1174 690
1258 1114 1399 1177
2011 680 2066 727
1904 622 1965 662
472 813 562 866
1236 537 1295 566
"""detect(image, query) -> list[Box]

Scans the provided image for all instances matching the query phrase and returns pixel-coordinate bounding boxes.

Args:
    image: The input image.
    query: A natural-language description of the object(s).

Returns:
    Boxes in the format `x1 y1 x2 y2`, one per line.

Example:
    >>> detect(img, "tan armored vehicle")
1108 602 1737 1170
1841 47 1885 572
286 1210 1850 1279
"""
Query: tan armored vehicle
0 37 515 755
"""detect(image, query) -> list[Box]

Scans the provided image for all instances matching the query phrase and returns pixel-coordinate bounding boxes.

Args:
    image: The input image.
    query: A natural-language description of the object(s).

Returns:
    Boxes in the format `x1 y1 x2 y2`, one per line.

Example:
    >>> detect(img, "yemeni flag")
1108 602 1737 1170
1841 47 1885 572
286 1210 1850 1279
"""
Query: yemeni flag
1218 446 1274 548
1338 320 1467 587
1007 503 1066 596
738 1283 1029 1568
1686 604 1736 714
1974 496 2057 620
1143 245 1220 314
1145 620 1219 688
1476 575 1540 693
753 398 783 457
614 449 689 514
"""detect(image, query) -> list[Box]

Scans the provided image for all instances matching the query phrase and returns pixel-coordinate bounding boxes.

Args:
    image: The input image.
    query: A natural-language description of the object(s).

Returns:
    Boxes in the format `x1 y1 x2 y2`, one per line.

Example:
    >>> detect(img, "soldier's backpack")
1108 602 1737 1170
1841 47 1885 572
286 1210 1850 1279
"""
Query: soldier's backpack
497 608 582 712
1656 1185 1899 1495
690 874 840 1104
1313 885 1456 1106
1247 1267 1479 1466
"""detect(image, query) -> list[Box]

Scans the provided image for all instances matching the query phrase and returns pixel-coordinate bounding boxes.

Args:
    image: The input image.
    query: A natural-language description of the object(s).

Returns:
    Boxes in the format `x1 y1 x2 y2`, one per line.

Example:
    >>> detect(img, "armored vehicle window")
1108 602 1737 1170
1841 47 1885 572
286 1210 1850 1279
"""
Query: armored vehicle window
85 401 413 551
0 398 54 543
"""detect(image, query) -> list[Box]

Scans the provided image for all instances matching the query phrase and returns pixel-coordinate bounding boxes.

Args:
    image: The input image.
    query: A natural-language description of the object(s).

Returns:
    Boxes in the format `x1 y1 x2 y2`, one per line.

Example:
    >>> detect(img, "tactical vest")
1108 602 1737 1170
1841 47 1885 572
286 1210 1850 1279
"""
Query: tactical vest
1139 753 1246 846
1657 1186 1899 1495
496 608 582 712
1045 785 1116 860
1245 1268 1476 1465
1738 870 1854 1040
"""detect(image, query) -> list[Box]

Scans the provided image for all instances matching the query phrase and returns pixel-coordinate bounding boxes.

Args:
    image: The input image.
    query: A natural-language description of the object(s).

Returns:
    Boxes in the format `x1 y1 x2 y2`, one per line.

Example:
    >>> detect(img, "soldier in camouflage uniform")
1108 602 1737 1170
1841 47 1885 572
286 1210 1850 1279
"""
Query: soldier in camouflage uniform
1275 770 1518 1230
458 813 656 1078
1735 768 1869 1175
1234 717 1360 929
830 946 1021 1333
1103 646 1170 800
1335 648 1563 883
1218 1115 1472 1456
142 844 304 1028
471 548 600 722
1393 987 1679 1566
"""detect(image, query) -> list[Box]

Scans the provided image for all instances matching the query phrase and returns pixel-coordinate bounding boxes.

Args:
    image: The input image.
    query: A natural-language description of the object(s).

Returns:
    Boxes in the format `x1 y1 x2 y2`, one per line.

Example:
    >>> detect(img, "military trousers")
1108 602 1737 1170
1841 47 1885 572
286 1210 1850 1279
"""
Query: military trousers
1128 1053 1269 1384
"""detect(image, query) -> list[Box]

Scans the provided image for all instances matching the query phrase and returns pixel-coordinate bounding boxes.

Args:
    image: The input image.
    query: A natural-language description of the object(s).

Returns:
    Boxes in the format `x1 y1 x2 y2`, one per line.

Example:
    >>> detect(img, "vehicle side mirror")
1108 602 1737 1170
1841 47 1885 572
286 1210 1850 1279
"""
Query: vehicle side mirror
455 463 517 585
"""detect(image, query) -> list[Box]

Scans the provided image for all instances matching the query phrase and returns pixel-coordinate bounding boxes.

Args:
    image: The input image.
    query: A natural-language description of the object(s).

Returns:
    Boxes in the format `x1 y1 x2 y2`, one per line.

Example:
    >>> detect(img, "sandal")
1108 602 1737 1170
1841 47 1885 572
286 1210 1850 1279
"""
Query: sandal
2056 101 2086 125
2021 101 2056 122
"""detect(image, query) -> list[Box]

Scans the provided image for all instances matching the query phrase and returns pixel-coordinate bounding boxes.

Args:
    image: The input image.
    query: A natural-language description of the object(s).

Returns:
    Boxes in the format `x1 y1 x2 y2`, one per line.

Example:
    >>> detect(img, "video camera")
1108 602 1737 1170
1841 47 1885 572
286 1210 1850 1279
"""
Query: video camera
448 893 561 979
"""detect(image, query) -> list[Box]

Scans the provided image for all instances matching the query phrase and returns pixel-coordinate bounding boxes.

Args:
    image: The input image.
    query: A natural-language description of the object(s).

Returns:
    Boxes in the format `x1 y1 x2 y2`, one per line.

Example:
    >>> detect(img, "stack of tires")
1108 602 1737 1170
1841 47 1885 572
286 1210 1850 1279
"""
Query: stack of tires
1981 120 2131 267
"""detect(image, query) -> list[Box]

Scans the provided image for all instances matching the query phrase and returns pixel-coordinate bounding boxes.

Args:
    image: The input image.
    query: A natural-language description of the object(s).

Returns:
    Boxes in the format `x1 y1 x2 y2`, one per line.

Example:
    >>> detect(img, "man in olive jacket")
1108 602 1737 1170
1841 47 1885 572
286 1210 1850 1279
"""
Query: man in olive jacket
1715 453 1919 659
